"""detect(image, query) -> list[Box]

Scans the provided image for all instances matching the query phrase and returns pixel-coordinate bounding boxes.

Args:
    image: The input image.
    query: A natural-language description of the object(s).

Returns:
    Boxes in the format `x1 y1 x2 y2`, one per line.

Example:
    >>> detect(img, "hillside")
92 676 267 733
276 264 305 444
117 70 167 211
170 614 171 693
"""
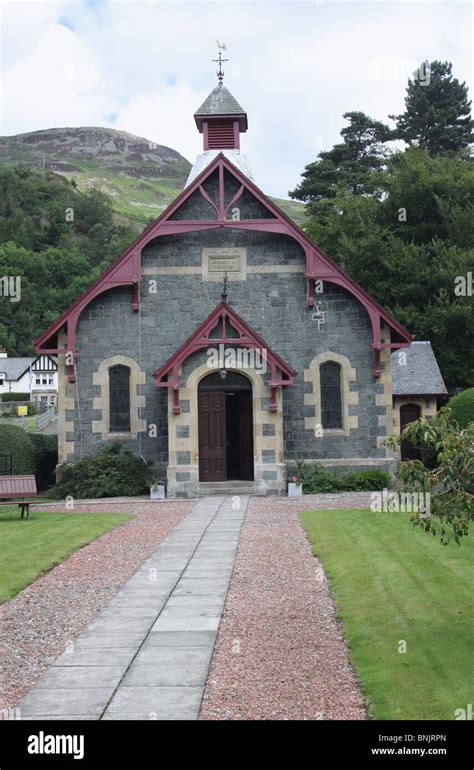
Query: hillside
0 127 306 228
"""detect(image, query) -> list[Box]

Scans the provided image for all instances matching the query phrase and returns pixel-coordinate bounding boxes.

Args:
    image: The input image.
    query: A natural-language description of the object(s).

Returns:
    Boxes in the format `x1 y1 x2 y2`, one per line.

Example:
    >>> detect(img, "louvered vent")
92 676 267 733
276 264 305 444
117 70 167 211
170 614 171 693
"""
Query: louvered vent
207 120 236 149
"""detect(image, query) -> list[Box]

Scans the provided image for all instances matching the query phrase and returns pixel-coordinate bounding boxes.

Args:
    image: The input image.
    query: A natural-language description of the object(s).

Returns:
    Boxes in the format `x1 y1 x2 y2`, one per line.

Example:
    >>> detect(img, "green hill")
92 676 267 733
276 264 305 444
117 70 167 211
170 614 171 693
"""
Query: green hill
0 127 306 228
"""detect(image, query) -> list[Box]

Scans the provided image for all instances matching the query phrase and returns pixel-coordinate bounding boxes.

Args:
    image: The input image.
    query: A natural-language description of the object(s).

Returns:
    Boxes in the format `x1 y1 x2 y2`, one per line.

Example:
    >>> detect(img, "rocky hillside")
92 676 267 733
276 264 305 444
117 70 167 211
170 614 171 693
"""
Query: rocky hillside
0 127 305 229
0 127 191 228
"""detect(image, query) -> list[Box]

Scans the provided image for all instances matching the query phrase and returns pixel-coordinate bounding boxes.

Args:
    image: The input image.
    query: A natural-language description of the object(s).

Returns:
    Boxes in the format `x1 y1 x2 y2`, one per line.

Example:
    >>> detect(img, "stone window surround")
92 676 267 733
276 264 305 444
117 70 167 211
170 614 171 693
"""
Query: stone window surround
92 355 146 440
166 363 286 495
304 351 358 436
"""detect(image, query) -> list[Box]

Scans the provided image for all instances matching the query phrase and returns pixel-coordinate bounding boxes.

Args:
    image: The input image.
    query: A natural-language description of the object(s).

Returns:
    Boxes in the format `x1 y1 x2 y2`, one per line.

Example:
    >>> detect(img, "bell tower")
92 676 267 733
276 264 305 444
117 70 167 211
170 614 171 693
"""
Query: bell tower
194 53 248 151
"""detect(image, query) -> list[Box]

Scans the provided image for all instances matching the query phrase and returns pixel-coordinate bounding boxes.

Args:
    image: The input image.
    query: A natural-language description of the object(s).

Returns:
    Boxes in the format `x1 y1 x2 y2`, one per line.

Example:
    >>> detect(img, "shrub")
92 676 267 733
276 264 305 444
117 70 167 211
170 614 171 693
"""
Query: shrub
344 470 392 491
447 388 474 429
295 460 391 493
49 444 153 500
27 403 37 416
29 433 58 490
388 408 474 544
0 393 30 403
0 424 36 475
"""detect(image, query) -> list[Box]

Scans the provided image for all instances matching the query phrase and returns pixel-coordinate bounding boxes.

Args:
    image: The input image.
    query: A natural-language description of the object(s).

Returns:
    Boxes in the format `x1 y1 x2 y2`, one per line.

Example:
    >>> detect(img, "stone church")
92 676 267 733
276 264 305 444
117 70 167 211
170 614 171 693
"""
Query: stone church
35 71 424 497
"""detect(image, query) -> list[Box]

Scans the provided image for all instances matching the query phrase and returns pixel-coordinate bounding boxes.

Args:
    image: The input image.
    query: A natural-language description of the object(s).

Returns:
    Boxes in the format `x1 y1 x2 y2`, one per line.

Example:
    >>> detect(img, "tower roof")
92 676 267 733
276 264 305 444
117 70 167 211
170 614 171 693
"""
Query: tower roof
194 84 248 133
195 83 246 117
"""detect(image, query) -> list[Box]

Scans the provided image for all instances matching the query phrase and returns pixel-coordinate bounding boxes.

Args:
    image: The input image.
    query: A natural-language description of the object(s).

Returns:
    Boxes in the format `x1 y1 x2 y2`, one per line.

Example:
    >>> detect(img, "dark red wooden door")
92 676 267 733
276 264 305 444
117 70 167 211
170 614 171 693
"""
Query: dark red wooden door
198 391 226 481
400 403 421 460
238 390 254 480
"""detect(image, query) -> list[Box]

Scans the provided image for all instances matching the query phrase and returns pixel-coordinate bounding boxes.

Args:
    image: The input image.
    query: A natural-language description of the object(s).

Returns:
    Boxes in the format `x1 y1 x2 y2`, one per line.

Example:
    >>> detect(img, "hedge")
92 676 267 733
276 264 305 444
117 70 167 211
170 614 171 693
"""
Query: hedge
0 424 58 489
447 388 474 429
0 424 37 475
295 460 391 493
0 393 30 403
28 433 58 490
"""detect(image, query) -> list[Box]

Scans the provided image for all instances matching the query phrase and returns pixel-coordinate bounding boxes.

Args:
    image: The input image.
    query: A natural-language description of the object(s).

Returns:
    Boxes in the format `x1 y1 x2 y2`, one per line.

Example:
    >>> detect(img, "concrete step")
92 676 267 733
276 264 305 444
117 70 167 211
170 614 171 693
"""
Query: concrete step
195 482 265 497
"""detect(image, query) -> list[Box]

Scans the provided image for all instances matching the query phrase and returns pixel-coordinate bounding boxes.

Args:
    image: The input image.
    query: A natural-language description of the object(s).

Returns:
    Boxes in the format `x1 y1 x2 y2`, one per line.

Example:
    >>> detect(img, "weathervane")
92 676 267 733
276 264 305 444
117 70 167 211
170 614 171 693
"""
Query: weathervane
221 271 229 303
212 51 228 84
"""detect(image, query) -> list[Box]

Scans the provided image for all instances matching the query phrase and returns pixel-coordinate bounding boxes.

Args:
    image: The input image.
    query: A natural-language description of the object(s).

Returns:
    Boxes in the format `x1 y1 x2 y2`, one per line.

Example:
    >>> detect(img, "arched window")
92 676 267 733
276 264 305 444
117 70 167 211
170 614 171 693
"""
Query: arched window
109 365 131 432
320 361 342 429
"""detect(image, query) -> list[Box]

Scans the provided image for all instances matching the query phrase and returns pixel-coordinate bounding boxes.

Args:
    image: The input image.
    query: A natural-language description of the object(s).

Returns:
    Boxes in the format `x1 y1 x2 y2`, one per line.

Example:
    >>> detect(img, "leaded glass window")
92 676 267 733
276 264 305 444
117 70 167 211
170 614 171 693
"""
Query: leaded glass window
320 361 342 429
109 365 131 432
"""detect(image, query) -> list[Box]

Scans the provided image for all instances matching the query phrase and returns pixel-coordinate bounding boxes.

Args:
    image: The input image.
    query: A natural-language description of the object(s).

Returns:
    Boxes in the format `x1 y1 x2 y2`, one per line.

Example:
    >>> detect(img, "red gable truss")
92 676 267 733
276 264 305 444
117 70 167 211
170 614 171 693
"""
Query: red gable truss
154 301 297 414
34 152 413 382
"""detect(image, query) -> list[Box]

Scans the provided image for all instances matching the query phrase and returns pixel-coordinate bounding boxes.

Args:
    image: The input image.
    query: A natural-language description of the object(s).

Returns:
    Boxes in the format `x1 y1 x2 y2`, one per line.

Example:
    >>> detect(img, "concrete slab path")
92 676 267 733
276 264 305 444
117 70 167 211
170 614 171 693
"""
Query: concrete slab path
18 495 248 720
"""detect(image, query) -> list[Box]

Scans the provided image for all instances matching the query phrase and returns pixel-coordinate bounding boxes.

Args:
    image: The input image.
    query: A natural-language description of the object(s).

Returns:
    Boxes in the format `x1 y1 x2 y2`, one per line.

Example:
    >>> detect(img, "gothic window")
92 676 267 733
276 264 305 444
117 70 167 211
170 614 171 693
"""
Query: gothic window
109 365 131 432
320 361 342 429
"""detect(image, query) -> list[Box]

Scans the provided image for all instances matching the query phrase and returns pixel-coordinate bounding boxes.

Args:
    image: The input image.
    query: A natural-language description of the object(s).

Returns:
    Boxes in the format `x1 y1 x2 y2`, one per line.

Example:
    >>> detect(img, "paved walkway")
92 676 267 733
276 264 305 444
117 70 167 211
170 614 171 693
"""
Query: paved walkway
18 496 247 720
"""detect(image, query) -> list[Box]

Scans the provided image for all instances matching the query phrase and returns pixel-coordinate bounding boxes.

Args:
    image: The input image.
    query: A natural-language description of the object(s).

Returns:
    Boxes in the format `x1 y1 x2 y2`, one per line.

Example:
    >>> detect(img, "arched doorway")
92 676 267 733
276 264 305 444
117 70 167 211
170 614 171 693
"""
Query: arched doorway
399 403 421 460
198 371 254 482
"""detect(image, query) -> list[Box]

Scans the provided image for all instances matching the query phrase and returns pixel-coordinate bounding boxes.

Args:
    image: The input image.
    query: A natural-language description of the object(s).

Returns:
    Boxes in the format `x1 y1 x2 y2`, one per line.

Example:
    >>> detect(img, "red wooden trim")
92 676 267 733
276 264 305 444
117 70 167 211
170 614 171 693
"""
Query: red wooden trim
132 281 140 312
218 163 225 219
233 120 240 150
224 185 244 219
203 121 209 150
153 302 296 413
198 185 218 216
34 152 413 365
173 389 180 415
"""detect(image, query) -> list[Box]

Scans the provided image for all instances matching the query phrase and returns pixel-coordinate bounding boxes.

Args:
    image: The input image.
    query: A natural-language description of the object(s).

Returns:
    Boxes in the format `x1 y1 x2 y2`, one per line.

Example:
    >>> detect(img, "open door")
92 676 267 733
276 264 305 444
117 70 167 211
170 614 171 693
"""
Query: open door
198 372 253 482
400 403 421 460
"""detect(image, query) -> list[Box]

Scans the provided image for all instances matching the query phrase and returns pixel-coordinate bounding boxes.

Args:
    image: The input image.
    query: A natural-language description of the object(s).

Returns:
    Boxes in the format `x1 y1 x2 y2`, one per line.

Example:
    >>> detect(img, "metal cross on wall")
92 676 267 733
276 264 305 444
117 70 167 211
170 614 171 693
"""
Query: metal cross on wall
221 271 229 303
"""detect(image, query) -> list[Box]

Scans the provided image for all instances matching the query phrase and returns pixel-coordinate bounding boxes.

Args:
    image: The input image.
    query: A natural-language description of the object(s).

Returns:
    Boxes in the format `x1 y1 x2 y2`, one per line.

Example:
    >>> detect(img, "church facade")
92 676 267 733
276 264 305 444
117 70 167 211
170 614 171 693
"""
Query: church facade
35 77 415 497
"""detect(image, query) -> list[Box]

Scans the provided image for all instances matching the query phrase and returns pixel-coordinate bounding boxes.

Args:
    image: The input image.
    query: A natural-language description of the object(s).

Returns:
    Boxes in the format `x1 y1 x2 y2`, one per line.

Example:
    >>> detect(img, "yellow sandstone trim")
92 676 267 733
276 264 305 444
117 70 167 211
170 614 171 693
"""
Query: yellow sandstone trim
92 355 146 440
167 362 285 493
304 351 358 436
57 332 74 464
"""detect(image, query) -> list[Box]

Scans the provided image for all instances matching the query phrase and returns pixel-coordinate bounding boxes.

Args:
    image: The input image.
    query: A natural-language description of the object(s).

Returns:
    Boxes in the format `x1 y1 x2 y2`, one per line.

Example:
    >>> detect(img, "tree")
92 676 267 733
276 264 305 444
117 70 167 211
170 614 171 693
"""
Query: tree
299 148 474 389
447 388 474 428
388 409 474 545
0 167 142 356
289 111 392 202
391 60 473 155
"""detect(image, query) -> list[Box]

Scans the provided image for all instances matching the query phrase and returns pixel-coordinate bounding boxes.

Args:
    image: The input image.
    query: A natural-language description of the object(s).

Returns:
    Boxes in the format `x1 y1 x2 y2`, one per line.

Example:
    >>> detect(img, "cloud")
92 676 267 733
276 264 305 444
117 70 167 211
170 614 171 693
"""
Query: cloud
0 0 472 196
113 82 208 162
1 22 110 134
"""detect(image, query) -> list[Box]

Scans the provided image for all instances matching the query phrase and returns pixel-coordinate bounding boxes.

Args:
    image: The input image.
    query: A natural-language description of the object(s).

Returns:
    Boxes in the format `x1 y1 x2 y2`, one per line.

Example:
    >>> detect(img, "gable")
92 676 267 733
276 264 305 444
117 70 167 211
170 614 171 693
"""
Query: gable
34 151 413 382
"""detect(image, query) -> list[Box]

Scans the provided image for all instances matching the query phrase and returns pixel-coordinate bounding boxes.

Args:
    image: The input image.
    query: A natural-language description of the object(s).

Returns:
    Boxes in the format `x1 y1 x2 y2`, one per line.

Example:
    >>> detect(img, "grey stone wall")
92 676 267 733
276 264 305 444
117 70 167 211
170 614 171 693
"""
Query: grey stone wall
65 178 391 481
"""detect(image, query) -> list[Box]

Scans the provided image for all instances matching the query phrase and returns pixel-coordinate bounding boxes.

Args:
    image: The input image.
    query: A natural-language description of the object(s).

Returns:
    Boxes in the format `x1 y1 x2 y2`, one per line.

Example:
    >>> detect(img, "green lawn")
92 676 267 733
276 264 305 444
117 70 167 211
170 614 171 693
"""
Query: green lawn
0 507 131 603
300 508 474 720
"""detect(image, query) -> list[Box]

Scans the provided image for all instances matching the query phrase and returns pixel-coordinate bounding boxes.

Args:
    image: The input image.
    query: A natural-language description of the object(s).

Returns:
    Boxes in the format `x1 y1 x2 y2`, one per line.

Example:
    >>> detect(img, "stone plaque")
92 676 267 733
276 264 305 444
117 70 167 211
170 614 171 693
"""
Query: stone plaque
202 248 247 281
209 256 240 272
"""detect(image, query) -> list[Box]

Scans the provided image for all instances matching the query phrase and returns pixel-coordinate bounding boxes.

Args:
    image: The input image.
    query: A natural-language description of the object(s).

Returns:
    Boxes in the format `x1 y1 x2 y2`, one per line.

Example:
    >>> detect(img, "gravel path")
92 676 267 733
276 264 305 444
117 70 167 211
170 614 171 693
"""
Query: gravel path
199 495 368 720
0 501 192 711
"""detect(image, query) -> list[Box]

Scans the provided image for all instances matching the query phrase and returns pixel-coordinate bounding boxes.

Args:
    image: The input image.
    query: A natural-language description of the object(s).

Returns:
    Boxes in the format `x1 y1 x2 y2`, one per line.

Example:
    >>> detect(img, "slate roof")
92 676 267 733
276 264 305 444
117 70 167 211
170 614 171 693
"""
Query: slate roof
391 341 447 396
195 84 246 116
0 357 35 381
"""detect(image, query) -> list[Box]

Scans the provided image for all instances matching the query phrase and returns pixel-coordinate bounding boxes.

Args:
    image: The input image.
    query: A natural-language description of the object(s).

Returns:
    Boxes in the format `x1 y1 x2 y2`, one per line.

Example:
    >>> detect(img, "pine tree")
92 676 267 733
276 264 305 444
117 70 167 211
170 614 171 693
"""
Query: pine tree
289 111 392 202
392 60 473 155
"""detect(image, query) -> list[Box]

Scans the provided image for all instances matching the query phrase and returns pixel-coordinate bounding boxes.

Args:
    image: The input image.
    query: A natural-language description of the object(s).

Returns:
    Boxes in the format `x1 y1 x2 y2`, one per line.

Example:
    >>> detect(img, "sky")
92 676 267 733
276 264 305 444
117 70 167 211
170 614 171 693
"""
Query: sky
0 0 472 198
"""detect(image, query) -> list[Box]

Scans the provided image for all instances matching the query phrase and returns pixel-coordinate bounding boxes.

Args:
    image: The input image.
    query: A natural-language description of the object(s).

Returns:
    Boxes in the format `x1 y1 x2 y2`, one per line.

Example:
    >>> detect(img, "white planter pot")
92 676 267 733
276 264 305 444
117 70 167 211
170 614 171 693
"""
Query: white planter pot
288 482 303 497
150 485 165 500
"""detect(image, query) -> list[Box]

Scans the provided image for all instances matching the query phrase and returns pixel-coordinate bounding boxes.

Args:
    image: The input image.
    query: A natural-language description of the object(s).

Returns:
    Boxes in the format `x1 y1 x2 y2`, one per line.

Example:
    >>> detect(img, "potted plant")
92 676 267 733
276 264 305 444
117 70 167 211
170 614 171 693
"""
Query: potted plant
288 474 303 497
150 479 166 500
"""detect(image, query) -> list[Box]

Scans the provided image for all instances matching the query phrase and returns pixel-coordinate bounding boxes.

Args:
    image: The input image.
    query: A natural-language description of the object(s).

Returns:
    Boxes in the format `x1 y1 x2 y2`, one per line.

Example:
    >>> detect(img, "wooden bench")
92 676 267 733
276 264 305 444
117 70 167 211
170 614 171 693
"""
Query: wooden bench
0 475 37 519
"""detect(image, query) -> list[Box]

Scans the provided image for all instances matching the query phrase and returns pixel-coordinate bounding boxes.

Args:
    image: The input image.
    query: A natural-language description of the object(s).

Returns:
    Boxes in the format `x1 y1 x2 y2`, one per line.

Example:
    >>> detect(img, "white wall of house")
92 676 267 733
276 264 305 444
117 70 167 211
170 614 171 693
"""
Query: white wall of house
0 370 31 396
